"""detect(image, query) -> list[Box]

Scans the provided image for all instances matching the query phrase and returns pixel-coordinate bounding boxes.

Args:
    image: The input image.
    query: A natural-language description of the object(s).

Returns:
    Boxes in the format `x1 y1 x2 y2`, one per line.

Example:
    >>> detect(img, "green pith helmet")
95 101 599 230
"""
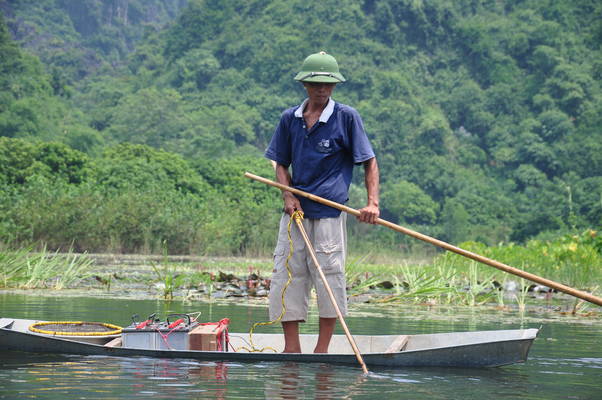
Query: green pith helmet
294 51 346 83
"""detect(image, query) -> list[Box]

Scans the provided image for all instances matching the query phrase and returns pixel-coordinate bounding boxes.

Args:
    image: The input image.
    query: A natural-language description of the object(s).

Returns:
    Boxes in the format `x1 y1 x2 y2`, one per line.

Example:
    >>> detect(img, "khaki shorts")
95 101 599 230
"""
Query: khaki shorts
269 213 347 322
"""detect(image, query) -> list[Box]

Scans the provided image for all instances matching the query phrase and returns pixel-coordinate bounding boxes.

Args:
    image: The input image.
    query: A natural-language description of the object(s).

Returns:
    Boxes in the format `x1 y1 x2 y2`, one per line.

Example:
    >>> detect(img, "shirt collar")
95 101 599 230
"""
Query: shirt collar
294 98 335 123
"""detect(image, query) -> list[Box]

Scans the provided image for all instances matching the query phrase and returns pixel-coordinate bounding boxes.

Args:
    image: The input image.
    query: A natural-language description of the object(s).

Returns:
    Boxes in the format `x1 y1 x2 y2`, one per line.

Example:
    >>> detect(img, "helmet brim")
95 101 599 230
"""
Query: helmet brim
294 71 346 83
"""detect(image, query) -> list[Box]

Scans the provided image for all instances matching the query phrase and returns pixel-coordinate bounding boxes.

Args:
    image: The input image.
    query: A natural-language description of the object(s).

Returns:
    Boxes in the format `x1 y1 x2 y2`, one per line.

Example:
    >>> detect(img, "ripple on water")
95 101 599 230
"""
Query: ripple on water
1 292 602 399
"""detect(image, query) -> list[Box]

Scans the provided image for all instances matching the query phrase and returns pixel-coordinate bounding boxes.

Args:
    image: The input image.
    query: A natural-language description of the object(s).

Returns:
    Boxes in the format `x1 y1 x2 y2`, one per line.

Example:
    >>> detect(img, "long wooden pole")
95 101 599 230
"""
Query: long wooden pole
292 213 369 374
244 172 602 307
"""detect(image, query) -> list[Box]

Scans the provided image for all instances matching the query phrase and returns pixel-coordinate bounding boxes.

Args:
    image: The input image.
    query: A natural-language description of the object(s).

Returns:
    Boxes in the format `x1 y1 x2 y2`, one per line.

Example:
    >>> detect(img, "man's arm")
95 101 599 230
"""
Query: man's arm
275 163 302 215
358 157 379 224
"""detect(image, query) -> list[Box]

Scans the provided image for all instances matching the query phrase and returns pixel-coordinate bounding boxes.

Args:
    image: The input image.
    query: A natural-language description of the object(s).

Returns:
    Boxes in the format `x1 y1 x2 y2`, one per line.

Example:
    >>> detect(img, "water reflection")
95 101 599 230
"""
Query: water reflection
264 362 304 399
262 362 346 399
121 358 366 399
187 361 228 399
1 350 601 399
117 358 232 398
1 293 602 399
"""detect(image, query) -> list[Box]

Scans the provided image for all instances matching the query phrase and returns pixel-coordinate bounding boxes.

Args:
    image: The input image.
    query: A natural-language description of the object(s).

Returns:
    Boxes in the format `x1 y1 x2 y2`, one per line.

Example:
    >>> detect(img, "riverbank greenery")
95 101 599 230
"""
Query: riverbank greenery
1 1 600 256
346 230 601 307
1 230 600 314
0 139 281 255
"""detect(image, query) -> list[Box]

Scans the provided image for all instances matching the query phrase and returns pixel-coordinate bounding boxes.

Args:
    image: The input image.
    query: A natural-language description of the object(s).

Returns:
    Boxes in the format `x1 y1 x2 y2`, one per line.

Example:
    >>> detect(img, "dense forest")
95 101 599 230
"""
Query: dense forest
1 0 601 255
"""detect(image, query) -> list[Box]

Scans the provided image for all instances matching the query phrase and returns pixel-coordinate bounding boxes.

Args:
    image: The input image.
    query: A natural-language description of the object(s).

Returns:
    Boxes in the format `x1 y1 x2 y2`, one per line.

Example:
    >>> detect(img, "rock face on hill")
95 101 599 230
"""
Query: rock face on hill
2 0 187 78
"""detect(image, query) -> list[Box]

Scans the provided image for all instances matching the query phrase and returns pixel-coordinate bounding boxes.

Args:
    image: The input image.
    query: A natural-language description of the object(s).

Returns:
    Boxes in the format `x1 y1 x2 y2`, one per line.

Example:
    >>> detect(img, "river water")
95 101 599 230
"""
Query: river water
0 292 600 399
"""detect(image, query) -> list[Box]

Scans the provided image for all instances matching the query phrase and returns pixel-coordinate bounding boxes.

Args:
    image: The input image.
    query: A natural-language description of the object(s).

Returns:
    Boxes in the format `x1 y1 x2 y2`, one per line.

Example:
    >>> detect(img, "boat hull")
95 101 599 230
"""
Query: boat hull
0 318 537 368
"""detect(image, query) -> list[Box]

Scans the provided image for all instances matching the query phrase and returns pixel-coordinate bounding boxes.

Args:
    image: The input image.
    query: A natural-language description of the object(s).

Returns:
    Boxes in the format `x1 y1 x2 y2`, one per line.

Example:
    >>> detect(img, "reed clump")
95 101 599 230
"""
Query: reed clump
346 230 601 309
439 229 602 290
2 230 599 312
0 247 93 289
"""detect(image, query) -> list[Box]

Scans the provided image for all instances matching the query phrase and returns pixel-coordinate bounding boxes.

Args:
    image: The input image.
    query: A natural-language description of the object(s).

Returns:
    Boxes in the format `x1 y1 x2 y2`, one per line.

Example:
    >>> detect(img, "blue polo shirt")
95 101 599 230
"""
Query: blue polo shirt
265 98 375 218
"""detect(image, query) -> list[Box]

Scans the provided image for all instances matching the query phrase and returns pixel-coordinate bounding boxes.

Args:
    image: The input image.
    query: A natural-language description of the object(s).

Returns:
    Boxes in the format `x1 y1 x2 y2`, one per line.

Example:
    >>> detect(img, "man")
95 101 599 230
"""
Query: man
265 51 379 353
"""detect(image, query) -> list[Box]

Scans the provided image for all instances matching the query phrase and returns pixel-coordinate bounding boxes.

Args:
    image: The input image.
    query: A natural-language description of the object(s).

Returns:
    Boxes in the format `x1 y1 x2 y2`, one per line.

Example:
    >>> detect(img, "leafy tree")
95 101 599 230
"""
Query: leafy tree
107 87 189 148
381 180 438 225
1 0 601 253
0 138 89 184
0 137 37 185
441 198 470 244
95 143 211 195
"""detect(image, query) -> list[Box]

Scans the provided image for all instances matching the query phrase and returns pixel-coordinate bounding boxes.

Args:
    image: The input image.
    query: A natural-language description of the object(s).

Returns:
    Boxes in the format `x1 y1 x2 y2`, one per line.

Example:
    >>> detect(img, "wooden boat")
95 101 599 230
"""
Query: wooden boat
0 317 538 368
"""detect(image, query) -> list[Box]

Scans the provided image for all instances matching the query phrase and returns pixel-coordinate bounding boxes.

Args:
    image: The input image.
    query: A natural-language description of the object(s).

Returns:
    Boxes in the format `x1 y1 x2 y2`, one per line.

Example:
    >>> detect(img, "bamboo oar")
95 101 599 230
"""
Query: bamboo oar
292 213 369 374
244 172 602 307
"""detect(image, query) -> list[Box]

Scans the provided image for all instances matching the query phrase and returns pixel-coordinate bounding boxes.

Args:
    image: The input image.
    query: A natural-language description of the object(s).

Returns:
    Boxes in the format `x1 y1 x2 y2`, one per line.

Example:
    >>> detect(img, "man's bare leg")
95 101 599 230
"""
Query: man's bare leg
282 321 302 353
314 317 336 353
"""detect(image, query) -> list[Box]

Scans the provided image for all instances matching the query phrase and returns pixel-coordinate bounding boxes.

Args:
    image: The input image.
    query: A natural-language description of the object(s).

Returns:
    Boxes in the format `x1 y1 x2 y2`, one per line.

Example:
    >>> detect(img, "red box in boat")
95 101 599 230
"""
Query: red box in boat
188 324 227 351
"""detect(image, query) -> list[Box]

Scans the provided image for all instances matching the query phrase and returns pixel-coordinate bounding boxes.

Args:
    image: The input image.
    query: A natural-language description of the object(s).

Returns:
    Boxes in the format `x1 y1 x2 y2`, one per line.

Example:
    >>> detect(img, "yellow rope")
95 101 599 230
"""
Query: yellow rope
29 321 123 336
237 210 303 352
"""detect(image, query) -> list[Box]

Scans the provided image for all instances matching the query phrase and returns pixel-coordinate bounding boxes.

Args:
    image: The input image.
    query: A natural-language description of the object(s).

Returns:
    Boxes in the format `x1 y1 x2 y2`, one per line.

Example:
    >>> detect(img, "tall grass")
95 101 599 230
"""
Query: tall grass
438 230 602 290
460 262 496 306
0 247 93 289
366 259 496 306
1 229 599 311
0 247 30 287
514 278 529 312
342 231 602 309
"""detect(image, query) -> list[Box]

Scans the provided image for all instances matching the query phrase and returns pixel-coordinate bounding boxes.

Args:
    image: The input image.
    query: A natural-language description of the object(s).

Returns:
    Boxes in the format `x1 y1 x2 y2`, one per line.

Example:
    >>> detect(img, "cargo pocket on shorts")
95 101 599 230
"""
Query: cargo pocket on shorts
314 242 344 276
271 245 289 280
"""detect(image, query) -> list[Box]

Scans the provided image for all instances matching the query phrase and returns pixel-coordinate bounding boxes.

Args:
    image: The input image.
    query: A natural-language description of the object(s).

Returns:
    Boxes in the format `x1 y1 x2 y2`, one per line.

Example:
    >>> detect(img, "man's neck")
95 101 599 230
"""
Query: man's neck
305 98 328 114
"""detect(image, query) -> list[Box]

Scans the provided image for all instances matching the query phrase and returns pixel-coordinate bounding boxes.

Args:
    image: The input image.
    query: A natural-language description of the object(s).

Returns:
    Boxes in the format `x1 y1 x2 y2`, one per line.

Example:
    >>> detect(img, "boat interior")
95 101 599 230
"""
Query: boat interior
1 317 537 355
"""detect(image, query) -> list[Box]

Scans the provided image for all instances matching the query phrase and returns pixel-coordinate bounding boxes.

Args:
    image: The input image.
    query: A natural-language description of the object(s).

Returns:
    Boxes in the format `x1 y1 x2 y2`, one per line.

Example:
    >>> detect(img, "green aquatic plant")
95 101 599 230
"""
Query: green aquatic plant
53 251 94 289
434 259 460 304
495 276 508 308
184 270 215 298
346 252 398 296
345 253 372 291
151 242 185 300
0 247 30 287
514 278 529 312
102 273 112 292
461 262 496 306
0 247 92 289
437 231 602 291
151 261 185 301
569 285 598 315
376 264 456 304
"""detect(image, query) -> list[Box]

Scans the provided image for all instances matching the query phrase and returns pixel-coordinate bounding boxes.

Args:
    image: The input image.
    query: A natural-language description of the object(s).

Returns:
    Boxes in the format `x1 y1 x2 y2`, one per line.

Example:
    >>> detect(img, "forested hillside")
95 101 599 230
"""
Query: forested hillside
1 0 601 255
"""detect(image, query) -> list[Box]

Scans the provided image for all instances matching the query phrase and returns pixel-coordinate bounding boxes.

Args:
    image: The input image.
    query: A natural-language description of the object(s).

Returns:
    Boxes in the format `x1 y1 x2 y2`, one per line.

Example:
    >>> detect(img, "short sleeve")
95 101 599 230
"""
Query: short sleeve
347 108 375 164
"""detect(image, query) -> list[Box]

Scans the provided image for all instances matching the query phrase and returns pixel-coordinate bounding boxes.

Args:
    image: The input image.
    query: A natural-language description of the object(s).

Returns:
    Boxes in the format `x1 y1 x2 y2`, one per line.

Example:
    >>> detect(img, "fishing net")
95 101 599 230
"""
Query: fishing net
29 321 122 336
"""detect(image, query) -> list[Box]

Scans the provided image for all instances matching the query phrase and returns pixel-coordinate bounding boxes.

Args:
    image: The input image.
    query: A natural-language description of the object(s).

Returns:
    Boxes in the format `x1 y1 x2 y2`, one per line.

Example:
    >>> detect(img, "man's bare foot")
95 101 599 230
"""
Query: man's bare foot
282 347 302 353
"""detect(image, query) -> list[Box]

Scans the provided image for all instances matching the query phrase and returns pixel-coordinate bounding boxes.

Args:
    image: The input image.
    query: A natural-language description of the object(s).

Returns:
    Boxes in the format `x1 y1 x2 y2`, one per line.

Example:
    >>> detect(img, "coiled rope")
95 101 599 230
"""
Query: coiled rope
237 210 302 352
29 321 122 336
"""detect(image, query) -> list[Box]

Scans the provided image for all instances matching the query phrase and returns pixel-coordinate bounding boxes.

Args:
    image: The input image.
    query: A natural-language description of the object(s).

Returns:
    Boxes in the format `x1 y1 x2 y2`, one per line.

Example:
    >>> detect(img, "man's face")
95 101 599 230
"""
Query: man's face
303 82 336 103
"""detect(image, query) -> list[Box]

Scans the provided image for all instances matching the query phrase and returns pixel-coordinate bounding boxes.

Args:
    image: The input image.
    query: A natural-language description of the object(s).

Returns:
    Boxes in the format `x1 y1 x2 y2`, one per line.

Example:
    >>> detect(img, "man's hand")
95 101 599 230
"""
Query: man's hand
283 191 303 215
358 157 380 224
358 204 379 224
275 164 303 215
